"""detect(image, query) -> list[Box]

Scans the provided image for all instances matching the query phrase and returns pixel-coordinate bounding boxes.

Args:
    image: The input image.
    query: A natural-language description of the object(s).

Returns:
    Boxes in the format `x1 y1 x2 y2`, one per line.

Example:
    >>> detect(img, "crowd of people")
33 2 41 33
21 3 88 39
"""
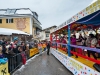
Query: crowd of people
55 32 100 60
71 33 100 60
0 38 31 59
0 37 34 73
37 41 51 55
0 37 51 73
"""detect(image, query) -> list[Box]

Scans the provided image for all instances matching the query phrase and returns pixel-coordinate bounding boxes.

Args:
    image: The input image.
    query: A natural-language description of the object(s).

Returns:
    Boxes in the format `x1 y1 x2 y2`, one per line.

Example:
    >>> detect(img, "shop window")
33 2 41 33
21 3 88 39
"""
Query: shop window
0 19 2 23
6 19 13 23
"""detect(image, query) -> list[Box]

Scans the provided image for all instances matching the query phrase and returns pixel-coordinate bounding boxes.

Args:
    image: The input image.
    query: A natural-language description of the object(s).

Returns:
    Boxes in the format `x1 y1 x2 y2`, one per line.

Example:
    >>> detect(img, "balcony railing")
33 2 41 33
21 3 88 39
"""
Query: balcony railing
33 23 42 30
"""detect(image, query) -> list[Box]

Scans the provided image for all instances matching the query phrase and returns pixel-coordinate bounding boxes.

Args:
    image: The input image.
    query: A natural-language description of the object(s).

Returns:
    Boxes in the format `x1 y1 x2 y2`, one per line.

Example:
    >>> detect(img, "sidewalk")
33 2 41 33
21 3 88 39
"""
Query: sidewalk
13 52 73 75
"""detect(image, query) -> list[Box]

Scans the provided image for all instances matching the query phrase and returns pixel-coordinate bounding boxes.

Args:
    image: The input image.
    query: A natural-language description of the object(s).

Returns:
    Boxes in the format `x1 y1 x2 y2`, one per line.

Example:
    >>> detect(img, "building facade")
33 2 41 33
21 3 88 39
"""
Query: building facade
40 25 57 41
0 8 42 40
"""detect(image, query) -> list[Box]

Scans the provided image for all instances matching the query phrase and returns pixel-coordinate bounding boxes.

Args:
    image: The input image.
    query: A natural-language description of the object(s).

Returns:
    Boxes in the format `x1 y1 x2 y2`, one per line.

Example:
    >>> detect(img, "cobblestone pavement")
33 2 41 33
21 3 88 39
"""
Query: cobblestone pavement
13 52 73 75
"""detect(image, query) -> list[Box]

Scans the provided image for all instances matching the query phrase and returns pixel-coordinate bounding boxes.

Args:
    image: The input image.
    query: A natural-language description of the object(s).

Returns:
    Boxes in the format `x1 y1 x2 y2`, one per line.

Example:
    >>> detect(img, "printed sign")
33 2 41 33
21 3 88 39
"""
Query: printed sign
1 68 7 75
30 48 39 57
0 63 9 75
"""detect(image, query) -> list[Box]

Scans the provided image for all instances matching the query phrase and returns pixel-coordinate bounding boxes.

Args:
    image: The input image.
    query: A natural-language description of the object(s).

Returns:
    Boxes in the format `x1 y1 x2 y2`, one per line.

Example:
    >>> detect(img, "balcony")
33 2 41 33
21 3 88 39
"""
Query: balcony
34 34 42 39
33 23 42 30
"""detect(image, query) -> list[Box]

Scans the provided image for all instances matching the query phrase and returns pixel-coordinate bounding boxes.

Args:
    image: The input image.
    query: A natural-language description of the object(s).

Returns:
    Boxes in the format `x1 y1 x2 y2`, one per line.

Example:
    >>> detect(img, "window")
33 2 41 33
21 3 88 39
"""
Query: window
5 9 16 14
10 9 16 14
11 19 13 23
46 34 49 37
5 9 11 14
6 19 8 23
6 19 13 23
0 19 2 23
45 30 50 33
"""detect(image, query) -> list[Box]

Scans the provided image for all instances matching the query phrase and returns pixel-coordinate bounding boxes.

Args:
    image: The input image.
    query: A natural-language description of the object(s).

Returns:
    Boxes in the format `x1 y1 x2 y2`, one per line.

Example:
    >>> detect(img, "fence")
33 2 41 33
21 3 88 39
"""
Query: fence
0 47 39 75
8 48 39 74
8 53 22 74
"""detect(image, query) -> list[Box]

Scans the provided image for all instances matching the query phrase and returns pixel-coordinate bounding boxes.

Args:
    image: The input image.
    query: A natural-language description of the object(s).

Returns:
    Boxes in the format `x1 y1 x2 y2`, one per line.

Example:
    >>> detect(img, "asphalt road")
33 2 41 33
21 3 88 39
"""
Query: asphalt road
13 52 73 75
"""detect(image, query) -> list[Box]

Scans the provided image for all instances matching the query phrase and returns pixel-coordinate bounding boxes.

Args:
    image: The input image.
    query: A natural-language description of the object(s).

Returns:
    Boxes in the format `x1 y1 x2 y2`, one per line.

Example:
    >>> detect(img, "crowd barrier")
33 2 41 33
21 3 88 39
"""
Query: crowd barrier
29 48 39 57
9 53 22 74
0 47 39 75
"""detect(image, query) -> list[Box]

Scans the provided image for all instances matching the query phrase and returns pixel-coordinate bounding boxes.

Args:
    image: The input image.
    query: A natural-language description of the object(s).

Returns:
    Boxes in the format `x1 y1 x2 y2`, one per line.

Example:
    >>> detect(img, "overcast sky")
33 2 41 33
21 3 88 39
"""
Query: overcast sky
0 0 95 29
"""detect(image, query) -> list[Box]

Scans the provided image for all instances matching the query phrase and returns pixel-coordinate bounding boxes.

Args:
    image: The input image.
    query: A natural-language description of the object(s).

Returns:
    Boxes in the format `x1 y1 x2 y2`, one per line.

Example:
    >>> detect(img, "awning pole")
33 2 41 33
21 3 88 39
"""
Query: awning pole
68 24 71 57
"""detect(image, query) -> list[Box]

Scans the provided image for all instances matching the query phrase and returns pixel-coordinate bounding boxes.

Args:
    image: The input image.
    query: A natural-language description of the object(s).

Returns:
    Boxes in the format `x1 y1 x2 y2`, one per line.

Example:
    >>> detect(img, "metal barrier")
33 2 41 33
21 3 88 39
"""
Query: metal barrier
6 48 39 74
8 48 38 74
8 53 22 74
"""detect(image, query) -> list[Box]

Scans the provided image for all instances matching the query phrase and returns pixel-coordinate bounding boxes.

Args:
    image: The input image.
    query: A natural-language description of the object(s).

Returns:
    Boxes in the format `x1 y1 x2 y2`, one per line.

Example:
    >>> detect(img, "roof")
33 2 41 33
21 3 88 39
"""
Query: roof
54 0 100 32
0 28 29 35
76 10 100 25
0 8 41 25
42 25 57 31
0 8 32 15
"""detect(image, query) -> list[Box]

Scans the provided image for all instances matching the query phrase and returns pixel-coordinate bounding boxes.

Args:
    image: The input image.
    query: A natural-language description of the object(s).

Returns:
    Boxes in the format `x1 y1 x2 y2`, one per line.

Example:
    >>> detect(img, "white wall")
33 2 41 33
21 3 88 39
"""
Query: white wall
39 31 45 40
40 27 56 41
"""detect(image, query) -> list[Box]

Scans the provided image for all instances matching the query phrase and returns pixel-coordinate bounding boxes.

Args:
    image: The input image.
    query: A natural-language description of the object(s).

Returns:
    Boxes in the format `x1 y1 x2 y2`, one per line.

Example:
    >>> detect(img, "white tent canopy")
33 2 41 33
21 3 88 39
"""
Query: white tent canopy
0 28 29 35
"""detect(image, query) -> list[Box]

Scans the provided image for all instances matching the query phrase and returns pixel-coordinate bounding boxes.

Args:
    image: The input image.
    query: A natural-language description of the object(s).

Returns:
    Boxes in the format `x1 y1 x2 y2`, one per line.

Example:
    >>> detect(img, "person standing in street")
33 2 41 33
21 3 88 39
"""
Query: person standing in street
38 42 42 55
47 41 50 55
43 42 47 51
